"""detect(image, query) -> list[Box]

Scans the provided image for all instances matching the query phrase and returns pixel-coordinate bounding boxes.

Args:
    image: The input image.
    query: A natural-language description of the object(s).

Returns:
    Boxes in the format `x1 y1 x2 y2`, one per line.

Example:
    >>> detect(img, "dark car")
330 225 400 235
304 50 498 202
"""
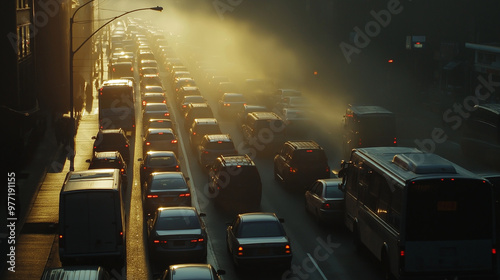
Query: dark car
304 178 345 224
274 140 330 187
142 92 166 109
236 104 267 126
184 103 214 131
143 128 178 155
147 207 207 264
218 93 246 117
176 86 202 104
143 172 192 215
188 118 222 150
92 128 130 163
179 95 207 113
207 154 262 209
161 264 225 280
143 103 170 127
226 212 292 270
197 134 237 167
144 118 174 134
139 151 180 183
87 151 127 183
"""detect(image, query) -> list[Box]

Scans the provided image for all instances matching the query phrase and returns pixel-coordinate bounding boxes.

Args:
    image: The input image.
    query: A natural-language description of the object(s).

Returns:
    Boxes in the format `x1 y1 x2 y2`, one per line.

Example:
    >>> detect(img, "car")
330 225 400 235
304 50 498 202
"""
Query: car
92 128 130 163
139 66 159 77
161 264 225 280
174 78 197 93
274 96 309 112
143 103 170 126
87 151 127 183
188 118 222 150
272 89 302 106
215 81 239 96
218 93 246 117
168 65 188 78
236 104 268 125
179 95 207 113
241 112 286 155
137 50 155 63
226 212 292 269
207 154 262 209
109 61 134 79
184 103 215 131
274 140 331 187
140 74 162 89
147 207 207 264
304 178 345 224
142 92 166 109
143 128 178 155
165 58 183 73
280 108 311 135
143 172 191 214
142 85 165 96
176 86 202 104
172 71 192 83
139 59 158 69
144 118 174 134
197 134 237 167
139 151 180 183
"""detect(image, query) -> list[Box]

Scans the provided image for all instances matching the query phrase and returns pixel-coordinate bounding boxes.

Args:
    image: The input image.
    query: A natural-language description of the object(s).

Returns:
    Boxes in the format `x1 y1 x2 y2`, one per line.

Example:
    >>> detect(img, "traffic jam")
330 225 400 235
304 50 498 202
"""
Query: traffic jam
34 6 500 280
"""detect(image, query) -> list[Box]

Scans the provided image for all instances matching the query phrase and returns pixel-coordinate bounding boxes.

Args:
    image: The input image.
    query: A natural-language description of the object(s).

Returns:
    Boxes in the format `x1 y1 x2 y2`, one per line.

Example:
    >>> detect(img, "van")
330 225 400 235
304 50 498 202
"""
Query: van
41 266 111 280
207 154 262 209
342 105 397 159
58 169 125 265
241 111 286 154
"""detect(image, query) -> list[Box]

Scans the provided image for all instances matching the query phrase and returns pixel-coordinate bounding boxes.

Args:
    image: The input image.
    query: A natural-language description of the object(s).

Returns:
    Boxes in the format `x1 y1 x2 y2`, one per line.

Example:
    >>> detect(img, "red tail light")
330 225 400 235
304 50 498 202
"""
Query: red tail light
125 144 129 148
179 193 191 197
393 137 397 144
191 238 204 243
142 100 147 106
164 113 170 116
238 246 244 256
147 194 158 198
146 142 151 146
224 103 230 107
493 248 497 255
285 244 291 254
321 203 331 209
289 167 297 173
153 240 167 244
171 139 178 144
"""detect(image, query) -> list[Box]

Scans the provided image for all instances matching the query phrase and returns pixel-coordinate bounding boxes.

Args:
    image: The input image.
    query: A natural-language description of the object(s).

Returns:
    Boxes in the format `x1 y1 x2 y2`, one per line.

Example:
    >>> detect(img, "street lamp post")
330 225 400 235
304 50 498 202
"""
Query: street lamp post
69 1 163 171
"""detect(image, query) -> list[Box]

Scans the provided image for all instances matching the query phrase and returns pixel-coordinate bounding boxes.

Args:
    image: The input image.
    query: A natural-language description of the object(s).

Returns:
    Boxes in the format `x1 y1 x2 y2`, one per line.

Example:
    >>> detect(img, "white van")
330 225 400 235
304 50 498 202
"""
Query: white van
58 169 125 265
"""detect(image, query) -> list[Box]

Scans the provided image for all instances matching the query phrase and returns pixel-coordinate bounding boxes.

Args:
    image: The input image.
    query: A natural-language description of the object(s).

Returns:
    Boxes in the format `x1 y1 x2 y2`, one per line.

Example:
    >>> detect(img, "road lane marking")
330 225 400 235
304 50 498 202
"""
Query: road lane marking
307 253 328 280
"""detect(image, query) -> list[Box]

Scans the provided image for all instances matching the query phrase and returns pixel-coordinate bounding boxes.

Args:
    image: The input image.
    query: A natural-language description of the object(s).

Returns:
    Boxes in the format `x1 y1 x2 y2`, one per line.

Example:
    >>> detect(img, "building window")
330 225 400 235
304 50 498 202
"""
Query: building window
17 24 31 60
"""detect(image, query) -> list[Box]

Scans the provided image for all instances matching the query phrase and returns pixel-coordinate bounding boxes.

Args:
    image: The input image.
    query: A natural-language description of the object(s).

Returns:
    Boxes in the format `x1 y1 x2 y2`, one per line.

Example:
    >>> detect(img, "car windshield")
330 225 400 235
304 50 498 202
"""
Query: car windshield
151 177 187 191
292 150 327 166
205 141 235 150
148 121 172 129
238 221 284 238
325 185 344 199
156 215 200 230
146 133 174 141
145 104 168 112
196 125 221 135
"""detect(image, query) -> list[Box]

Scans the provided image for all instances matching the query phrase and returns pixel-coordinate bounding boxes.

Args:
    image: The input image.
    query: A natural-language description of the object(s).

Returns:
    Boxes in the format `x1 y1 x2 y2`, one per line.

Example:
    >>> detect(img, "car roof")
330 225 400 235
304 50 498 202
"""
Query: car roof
219 154 255 166
98 128 124 134
41 266 108 280
157 206 197 217
204 134 232 142
143 92 164 97
151 171 184 179
286 140 323 150
248 111 282 120
239 212 279 223
189 102 210 108
194 118 218 124
145 150 177 157
93 151 122 159
167 264 215 280
146 128 174 134
319 178 343 187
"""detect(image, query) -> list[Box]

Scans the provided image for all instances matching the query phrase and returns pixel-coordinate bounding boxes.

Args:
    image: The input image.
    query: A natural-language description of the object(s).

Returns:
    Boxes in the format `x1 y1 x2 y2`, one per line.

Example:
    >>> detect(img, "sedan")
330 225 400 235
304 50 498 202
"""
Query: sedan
143 128 178 155
139 151 180 183
147 207 207 265
161 264 225 280
143 103 170 127
304 178 345 224
143 172 192 214
226 212 292 270
218 93 246 117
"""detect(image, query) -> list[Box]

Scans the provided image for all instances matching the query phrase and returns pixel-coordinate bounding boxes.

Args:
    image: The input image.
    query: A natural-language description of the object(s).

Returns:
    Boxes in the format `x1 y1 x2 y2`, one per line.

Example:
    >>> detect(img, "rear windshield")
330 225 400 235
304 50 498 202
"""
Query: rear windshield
146 104 168 112
147 133 174 141
325 185 344 199
151 177 187 191
405 179 493 241
238 221 284 238
148 121 172 129
224 95 245 102
146 156 177 167
292 150 327 166
156 215 200 230
190 108 213 118
89 160 122 169
195 125 221 135
205 141 235 150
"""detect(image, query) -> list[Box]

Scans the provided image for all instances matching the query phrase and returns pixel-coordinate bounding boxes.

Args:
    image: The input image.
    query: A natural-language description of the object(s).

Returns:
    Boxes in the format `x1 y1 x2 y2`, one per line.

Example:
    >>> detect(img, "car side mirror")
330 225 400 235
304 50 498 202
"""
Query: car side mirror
91 136 97 140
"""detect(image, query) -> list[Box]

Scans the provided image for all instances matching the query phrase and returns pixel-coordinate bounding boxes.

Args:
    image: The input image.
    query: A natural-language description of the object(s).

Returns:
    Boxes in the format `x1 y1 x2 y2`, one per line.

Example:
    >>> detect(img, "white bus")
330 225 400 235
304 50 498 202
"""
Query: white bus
99 79 135 135
339 147 496 279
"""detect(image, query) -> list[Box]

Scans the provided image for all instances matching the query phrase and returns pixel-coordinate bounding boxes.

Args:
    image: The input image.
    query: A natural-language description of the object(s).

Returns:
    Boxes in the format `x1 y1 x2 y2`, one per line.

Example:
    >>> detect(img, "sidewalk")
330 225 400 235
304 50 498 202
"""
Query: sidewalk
3 101 99 279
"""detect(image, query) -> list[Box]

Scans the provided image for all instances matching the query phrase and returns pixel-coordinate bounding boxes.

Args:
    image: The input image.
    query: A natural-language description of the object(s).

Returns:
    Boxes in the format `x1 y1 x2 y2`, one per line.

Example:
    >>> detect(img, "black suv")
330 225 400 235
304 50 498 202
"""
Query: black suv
274 140 330 187
241 111 285 154
92 128 131 163
207 154 262 208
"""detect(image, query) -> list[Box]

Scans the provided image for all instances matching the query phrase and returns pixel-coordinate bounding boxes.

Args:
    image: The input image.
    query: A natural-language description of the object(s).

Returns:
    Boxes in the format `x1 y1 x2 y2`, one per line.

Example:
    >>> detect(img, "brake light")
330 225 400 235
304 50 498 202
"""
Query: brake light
125 144 129 148
130 67 134 71
171 139 178 144
393 137 397 144
493 248 497 255
322 203 331 209
120 168 125 173
203 151 209 154
358 138 362 146
179 193 191 197
238 246 244 256
162 100 166 104
289 167 297 173
147 194 158 198
224 103 230 107
285 244 291 254
175 165 179 170
400 250 405 257
164 113 170 116
153 240 167 244
112 67 116 72
143 100 147 106
191 238 204 243
146 142 151 146
192 132 196 135
306 149 313 153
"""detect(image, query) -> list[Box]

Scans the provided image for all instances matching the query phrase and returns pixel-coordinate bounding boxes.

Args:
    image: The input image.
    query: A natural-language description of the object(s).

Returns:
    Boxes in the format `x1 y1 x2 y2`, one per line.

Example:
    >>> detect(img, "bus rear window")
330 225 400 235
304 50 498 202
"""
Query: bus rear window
405 179 493 241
